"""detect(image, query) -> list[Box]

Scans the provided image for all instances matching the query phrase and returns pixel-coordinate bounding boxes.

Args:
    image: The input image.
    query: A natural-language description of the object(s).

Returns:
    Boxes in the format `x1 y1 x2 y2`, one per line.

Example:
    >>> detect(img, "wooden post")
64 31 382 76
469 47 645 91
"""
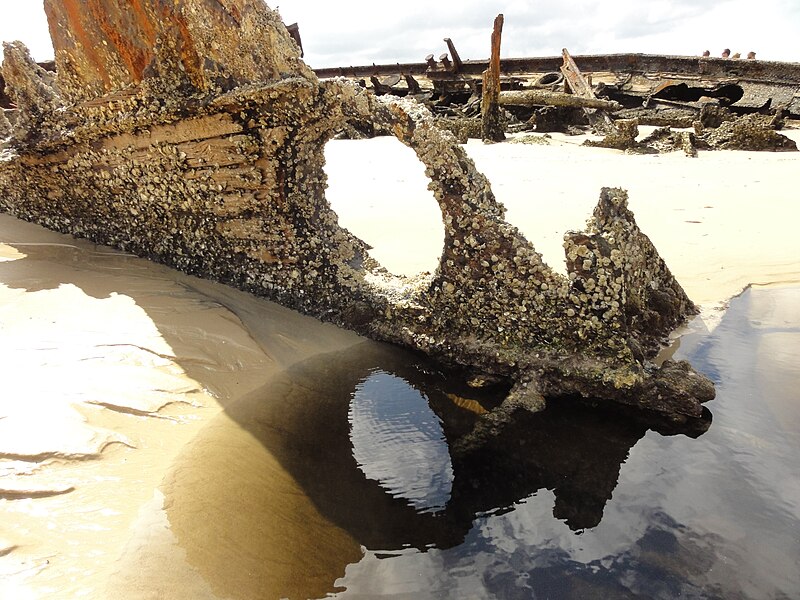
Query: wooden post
481 14 505 143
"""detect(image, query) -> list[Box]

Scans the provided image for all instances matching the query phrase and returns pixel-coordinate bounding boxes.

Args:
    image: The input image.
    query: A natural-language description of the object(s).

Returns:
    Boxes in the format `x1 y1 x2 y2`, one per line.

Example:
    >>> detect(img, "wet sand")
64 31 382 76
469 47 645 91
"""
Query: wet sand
0 217 363 598
2 131 799 598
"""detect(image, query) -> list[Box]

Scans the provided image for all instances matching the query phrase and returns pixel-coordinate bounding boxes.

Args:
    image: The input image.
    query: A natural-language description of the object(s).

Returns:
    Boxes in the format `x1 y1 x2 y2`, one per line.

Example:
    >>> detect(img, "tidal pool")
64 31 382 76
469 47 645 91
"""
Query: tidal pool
150 284 799 599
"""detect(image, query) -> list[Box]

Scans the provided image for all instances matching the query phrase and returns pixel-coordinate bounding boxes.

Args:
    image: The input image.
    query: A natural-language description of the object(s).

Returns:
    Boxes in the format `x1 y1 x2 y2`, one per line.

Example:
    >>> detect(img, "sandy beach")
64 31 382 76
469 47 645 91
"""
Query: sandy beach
1 128 799 598
327 126 800 313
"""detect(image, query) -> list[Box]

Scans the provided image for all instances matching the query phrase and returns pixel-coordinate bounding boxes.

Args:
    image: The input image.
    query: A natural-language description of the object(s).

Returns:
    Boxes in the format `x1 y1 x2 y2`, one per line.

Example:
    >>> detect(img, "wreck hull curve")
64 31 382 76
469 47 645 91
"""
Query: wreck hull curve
0 0 713 425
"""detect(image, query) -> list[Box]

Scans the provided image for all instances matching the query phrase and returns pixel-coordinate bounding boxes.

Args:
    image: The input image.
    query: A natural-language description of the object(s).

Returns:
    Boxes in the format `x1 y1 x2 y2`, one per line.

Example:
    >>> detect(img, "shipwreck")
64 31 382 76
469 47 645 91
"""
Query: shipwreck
0 0 721 432
320 19 800 153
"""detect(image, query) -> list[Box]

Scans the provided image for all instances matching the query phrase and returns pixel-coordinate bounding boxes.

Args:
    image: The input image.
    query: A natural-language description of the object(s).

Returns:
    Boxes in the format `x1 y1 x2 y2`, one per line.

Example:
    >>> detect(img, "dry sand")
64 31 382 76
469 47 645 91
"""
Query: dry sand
327 127 800 314
2 129 799 598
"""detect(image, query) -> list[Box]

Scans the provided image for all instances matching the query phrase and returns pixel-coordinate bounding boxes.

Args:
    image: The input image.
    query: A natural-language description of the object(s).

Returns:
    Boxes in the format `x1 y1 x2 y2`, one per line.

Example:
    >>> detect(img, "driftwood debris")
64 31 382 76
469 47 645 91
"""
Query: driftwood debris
481 14 505 142
0 0 715 436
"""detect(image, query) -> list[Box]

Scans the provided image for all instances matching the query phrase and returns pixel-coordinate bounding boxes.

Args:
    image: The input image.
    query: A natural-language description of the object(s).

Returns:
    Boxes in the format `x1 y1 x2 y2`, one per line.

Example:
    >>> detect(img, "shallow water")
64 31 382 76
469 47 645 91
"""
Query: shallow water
151 283 799 599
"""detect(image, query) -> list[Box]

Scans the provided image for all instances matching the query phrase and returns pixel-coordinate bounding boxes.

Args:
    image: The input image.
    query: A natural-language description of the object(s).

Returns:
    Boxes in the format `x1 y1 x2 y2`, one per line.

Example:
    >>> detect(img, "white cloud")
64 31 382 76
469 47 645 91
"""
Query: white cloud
0 0 796 67
279 0 799 65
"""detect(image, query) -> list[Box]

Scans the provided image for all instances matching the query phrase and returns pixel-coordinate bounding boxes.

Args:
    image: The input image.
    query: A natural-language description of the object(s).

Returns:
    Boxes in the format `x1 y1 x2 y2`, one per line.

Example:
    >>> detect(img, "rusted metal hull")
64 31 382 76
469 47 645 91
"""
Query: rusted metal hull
315 52 800 114
0 2 717 431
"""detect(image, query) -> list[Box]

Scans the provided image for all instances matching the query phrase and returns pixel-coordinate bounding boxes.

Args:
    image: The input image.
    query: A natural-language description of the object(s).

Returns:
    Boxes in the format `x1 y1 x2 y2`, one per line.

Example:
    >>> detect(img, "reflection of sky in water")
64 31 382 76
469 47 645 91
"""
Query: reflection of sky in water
336 286 800 598
349 369 453 513
145 286 798 599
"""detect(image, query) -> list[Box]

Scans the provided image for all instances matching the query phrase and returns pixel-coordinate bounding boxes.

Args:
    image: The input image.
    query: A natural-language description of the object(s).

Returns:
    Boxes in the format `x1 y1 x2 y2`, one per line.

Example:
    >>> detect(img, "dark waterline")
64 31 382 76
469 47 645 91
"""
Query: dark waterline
162 285 800 599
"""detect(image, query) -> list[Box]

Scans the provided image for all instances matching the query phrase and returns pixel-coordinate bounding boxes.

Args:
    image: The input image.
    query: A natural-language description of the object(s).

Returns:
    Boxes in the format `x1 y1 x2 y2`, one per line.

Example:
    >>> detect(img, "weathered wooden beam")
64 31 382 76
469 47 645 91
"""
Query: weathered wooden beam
499 89 622 111
560 47 615 132
481 14 505 142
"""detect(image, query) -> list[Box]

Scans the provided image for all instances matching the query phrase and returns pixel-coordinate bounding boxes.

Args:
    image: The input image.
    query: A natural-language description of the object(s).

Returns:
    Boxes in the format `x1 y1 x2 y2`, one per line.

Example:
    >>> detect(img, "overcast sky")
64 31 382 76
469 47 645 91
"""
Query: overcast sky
1 0 798 68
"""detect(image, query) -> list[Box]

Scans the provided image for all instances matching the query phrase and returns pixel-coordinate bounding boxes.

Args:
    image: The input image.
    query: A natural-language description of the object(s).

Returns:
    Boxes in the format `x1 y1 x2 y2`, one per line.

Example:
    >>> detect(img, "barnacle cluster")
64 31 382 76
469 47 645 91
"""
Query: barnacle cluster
0 0 714 425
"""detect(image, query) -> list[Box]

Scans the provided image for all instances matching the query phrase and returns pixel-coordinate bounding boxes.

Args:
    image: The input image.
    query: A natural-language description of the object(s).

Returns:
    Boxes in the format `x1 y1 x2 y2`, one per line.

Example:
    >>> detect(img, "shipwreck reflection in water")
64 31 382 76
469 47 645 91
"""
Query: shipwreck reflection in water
159 336 712 599
238 342 706 546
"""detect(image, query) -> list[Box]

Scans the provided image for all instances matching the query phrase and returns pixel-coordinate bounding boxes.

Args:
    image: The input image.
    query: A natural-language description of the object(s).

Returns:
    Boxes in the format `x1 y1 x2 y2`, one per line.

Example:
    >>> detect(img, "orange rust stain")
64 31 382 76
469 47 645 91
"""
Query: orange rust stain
227 1 242 24
49 0 112 88
152 2 205 88
210 0 243 26
93 0 157 82
45 0 252 92
175 11 204 87
446 393 489 415
130 0 157 41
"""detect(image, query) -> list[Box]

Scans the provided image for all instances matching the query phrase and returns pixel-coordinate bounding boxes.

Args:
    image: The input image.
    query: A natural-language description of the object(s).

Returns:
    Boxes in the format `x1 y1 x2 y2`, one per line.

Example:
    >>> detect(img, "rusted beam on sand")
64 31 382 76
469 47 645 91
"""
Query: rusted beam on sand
481 14 505 142
499 89 622 111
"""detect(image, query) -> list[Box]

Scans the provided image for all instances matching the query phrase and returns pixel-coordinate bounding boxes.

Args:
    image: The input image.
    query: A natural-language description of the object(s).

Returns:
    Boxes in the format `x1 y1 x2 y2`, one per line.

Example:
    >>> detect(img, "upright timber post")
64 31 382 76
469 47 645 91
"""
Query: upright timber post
481 14 505 143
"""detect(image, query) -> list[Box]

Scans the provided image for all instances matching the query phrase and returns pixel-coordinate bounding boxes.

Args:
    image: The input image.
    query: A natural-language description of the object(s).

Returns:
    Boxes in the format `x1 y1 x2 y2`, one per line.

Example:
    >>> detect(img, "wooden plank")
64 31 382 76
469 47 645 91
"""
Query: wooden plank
177 135 254 168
